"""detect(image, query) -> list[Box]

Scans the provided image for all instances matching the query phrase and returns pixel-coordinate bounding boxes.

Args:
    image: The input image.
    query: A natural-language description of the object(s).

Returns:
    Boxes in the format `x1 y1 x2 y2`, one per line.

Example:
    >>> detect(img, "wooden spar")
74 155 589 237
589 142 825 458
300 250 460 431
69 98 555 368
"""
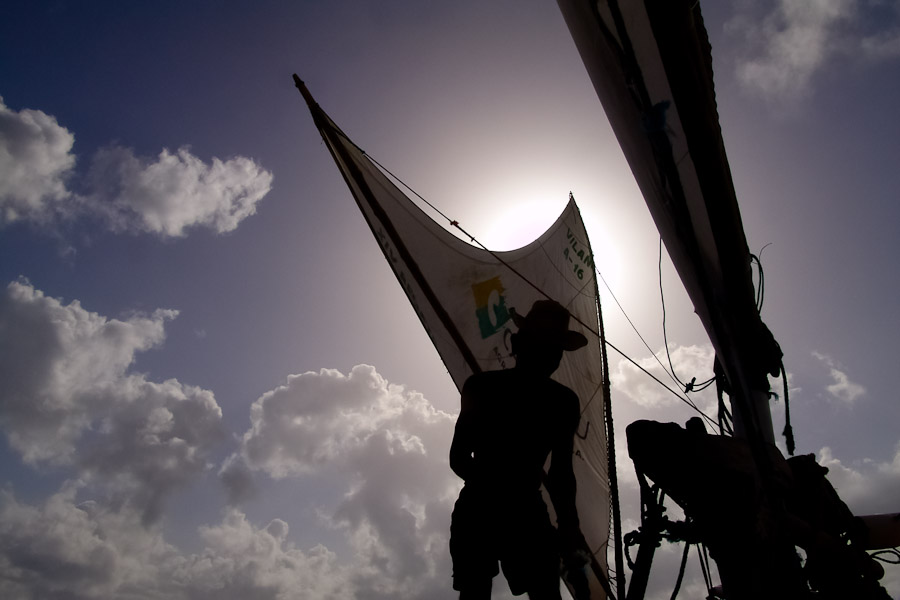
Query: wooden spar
555 0 794 597
556 0 778 447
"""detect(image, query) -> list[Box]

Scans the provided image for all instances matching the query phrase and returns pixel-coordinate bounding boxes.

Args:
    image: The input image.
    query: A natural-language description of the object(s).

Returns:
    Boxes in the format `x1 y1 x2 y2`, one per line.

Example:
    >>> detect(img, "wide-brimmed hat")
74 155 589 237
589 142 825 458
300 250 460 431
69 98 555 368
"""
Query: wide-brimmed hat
510 300 588 351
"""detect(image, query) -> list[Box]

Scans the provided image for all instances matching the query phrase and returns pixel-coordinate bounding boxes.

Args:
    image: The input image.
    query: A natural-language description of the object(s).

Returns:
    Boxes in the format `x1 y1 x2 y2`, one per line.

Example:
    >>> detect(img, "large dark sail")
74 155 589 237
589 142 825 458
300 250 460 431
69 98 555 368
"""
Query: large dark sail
557 0 782 446
553 2 898 599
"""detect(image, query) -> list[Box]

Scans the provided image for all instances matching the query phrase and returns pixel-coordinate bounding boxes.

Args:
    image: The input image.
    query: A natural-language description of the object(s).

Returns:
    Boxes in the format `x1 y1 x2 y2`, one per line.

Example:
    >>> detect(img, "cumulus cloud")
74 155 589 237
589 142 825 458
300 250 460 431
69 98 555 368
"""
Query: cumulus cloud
728 0 900 101
225 365 460 598
0 484 180 600
218 453 259 505
610 343 717 413
177 509 350 599
817 444 900 596
818 444 900 514
0 96 76 224
812 351 866 403
85 145 272 237
0 487 351 600
0 95 271 236
0 362 475 599
0 280 224 523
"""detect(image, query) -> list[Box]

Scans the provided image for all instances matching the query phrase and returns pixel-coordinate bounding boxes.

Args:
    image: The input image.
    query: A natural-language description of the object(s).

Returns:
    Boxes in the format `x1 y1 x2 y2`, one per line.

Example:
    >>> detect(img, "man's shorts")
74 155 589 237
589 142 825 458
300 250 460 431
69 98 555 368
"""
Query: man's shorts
449 485 560 595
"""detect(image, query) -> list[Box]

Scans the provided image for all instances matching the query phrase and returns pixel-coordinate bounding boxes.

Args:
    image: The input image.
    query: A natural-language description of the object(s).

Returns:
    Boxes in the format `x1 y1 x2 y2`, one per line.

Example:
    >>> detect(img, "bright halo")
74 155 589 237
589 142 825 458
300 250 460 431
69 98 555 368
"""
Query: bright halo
478 194 568 251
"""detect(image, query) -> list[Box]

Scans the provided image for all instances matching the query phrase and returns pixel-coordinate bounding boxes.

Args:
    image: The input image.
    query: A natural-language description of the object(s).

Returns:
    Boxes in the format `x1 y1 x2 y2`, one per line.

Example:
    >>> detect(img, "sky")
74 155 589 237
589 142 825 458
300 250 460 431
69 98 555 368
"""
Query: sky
1 1 899 598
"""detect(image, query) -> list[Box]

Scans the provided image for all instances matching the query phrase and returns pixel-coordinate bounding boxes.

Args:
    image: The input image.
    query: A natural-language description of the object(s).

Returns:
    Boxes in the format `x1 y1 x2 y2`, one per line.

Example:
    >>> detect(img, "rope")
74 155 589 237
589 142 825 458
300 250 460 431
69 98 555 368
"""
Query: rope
459 220 718 430
752 247 798 454
606 340 718 429
365 154 456 225
670 542 691 600
596 263 690 396
659 237 715 394
697 543 713 593
717 389 734 436
781 360 795 455
714 359 734 436
595 244 627 600
366 150 719 430
751 243 771 313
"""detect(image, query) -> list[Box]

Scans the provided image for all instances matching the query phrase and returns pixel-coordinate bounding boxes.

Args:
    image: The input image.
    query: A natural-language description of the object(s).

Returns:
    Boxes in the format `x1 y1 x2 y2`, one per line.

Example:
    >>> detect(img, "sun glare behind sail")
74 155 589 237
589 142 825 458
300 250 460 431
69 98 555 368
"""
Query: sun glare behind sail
479 196 569 251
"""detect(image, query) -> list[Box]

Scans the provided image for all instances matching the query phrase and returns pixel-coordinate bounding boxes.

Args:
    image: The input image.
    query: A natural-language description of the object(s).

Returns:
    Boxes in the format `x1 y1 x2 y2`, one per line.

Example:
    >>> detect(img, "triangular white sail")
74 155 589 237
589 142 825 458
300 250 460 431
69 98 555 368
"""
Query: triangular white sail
297 77 612 599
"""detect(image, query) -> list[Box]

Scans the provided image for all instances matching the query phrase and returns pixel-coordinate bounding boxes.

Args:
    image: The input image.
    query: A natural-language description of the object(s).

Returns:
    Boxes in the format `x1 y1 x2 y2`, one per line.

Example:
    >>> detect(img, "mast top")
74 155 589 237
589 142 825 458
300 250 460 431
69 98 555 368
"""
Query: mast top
292 74 316 110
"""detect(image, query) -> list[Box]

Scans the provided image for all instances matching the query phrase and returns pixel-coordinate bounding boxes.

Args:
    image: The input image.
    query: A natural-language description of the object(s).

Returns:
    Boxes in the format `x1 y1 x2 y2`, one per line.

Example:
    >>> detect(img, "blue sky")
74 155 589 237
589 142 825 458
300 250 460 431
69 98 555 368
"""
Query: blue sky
1 1 899 598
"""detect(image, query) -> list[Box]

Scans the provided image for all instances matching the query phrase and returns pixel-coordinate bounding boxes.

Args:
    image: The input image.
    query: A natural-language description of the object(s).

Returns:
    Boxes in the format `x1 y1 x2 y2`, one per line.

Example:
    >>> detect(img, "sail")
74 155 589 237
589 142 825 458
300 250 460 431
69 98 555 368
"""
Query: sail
296 77 612 599
556 0 782 443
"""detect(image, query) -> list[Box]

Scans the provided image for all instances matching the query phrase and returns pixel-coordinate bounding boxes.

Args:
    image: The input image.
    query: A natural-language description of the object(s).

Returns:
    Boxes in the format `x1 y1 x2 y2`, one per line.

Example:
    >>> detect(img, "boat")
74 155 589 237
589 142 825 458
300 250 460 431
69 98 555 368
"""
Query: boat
294 1 899 597
555 1 899 598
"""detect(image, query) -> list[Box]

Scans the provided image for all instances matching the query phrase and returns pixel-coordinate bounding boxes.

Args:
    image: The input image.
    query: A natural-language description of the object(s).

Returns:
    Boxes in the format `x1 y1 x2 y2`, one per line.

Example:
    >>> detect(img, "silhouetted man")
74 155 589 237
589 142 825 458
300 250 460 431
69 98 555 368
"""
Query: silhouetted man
449 299 589 599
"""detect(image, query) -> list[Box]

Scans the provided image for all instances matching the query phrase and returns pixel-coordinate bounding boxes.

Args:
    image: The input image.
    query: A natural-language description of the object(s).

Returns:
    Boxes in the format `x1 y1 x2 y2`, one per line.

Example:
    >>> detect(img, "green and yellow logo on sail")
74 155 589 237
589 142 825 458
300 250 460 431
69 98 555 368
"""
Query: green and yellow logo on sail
472 276 511 339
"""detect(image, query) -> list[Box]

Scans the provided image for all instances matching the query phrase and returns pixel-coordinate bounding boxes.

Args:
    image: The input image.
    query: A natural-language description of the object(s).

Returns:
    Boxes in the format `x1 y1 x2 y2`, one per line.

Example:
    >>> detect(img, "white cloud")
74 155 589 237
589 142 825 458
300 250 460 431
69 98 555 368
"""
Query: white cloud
177 509 350 600
0 96 271 236
818 444 900 515
13 437 898 600
734 0 855 100
226 364 460 598
0 363 465 599
812 351 866 403
0 280 224 523
728 0 900 101
861 35 900 59
85 145 272 237
0 484 176 599
0 487 352 600
218 453 259 505
610 344 717 413
235 365 456 480
0 96 76 225
815 444 900 593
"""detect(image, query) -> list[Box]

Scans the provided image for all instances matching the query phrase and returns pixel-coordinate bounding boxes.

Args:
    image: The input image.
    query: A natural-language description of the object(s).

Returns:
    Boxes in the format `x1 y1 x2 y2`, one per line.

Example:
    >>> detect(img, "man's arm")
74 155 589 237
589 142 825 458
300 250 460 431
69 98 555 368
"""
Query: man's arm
449 377 478 482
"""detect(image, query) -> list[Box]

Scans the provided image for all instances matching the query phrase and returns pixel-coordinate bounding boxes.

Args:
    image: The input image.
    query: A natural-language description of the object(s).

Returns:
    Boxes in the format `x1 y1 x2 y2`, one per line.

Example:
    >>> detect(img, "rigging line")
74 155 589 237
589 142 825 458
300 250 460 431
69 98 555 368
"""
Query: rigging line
373 151 600 335
307 109 481 376
697 544 712 593
659 237 715 393
670 541 691 600
596 262 716 422
366 151 596 329
660 236 687 389
753 242 772 313
702 544 720 593
446 217 721 432
366 149 717 427
781 360 795 456
365 153 455 225
751 254 763 312
605 339 718 429
594 260 685 393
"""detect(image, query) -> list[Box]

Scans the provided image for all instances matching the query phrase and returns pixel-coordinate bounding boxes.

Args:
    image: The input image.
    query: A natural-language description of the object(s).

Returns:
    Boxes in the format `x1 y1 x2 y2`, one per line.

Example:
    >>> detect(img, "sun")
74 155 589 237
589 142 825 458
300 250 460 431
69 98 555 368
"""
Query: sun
477 193 569 251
